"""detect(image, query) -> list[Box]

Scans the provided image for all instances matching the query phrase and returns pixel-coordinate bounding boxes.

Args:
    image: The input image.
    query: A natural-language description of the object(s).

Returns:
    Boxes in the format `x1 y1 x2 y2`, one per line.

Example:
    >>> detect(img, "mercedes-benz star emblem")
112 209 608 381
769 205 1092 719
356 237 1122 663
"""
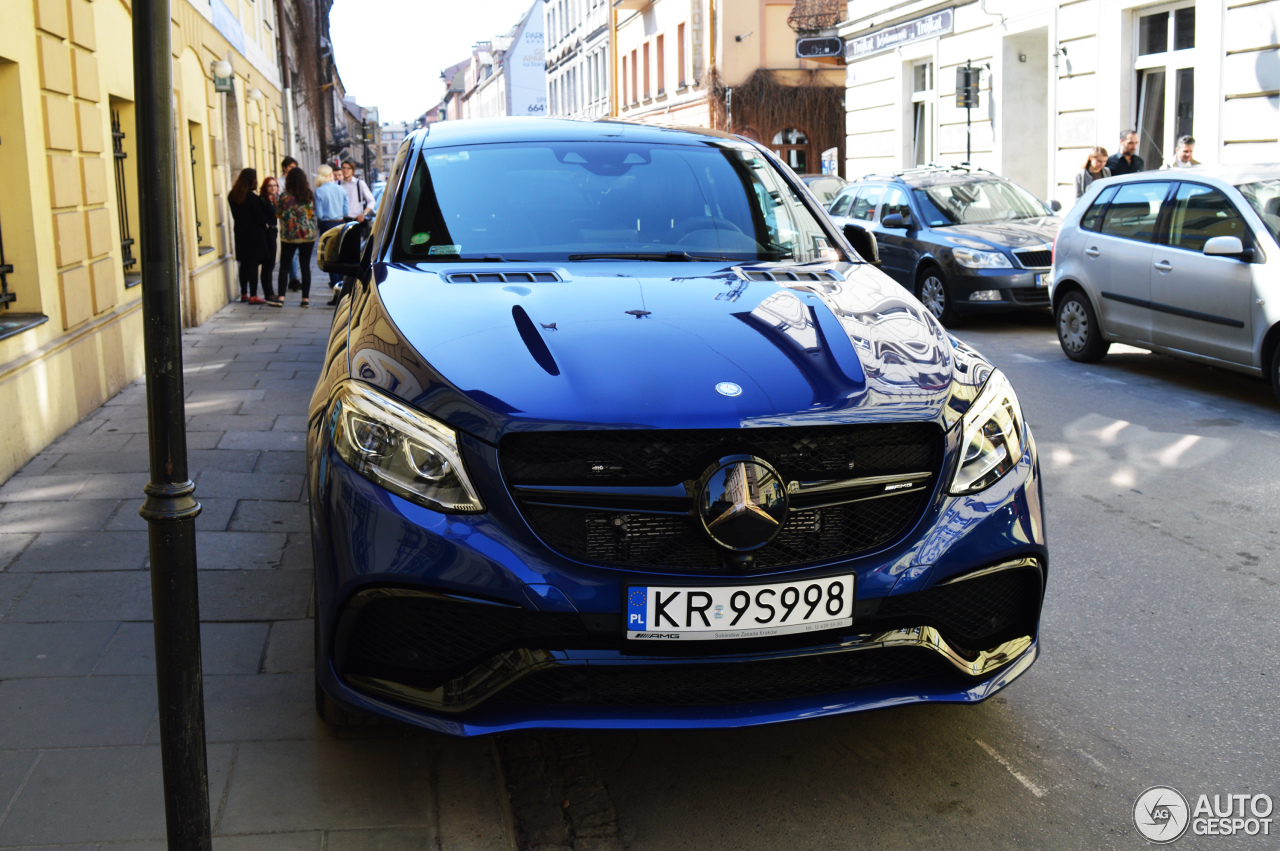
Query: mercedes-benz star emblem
697 456 788 551
715 382 742 397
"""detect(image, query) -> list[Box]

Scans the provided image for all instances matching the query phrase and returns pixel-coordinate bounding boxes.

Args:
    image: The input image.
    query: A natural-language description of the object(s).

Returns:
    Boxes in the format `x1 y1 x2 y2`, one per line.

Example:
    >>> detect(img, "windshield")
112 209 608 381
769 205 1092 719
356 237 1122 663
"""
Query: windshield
393 141 840 263
1237 180 1280 245
913 179 1049 226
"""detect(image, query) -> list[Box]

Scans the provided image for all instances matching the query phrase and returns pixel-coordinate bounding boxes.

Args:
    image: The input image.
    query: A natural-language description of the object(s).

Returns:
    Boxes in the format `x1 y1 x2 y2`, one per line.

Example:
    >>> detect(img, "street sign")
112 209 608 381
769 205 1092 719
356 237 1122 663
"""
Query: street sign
956 66 980 109
213 73 233 94
846 9 953 60
796 36 843 58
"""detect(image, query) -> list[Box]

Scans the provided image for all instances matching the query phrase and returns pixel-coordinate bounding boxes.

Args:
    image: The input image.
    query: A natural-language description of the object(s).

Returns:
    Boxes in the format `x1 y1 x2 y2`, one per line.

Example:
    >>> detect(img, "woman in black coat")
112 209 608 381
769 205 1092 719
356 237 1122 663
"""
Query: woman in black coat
258 175 280 301
227 168 275 303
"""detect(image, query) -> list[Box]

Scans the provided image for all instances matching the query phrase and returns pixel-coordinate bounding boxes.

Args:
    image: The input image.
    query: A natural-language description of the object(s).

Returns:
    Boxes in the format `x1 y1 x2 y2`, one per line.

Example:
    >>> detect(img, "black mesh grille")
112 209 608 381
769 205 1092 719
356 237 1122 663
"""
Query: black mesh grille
493 647 958 706
523 491 929 573
1009 287 1051 307
340 594 588 686
502 423 941 572
1014 250 1052 269
870 566 1041 646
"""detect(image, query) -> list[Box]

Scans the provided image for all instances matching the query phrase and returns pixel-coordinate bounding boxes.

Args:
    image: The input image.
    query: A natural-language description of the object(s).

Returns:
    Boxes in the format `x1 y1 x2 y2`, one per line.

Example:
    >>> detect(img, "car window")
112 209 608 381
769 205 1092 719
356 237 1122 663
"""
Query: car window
1099 182 1171 242
917 179 1048 224
393 141 839 263
1165 183 1251 252
851 185 884 222
806 177 846 205
881 187 912 225
1079 185 1118 232
829 191 853 217
1235 180 1280 246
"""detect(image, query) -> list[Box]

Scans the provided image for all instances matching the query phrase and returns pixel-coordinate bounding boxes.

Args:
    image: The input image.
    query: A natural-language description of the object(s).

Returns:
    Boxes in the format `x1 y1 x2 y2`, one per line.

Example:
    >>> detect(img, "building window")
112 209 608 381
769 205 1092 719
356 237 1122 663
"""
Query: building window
677 23 686 87
772 128 810 173
656 34 665 94
631 49 638 104
1134 2 1195 168
621 56 628 106
910 60 935 167
188 124 213 255
643 42 651 98
111 109 137 277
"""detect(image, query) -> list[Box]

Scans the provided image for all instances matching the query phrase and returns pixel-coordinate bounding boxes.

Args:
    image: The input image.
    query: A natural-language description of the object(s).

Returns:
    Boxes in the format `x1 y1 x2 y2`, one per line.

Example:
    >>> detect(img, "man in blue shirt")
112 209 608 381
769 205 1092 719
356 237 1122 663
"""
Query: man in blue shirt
314 164 348 291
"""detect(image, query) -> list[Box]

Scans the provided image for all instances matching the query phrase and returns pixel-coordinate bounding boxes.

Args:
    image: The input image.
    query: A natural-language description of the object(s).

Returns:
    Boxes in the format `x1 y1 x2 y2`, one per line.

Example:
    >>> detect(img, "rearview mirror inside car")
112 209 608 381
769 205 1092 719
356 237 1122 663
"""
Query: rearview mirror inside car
317 222 363 277
1049 199 1063 213
843 223 881 267
1203 235 1252 261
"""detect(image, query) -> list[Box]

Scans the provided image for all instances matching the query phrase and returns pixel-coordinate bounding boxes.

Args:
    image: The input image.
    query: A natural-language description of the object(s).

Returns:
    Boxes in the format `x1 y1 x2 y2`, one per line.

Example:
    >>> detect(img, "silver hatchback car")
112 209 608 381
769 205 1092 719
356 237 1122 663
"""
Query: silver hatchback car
1050 168 1280 402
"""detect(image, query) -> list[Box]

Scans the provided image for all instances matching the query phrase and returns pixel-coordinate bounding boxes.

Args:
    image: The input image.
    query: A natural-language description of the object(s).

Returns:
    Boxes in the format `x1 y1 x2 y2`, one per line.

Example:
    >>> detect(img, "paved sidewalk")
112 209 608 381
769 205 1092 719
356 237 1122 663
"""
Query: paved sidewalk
0 295 513 849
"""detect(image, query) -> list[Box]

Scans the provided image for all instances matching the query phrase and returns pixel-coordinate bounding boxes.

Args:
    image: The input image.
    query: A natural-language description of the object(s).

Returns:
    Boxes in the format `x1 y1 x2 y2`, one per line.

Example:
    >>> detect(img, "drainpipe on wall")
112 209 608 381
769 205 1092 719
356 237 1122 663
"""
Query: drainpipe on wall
274 0 298 159
609 5 618 117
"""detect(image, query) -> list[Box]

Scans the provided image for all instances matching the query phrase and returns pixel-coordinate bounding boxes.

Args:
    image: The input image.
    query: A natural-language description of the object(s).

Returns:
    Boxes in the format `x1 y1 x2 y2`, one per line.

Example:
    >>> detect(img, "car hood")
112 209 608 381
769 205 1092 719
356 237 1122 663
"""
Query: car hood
351 262 993 442
936 218 1060 250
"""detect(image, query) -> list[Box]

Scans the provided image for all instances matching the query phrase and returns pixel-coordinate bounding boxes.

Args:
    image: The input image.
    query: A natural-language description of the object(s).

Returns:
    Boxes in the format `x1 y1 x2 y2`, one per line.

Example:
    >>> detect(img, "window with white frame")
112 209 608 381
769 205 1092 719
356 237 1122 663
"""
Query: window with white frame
910 60 935 167
1134 2 1196 168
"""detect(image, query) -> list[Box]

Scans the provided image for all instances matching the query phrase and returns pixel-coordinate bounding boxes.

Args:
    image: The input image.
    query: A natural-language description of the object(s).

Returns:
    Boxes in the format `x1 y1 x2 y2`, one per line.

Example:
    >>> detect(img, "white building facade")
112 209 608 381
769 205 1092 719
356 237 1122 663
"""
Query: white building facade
380 121 410 177
840 0 1280 207
546 0 611 119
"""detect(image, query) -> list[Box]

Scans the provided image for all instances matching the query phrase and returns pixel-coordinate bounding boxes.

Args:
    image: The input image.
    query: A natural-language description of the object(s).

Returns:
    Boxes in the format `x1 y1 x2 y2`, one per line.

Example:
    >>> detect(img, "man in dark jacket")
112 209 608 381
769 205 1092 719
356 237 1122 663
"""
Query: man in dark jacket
1105 130 1145 175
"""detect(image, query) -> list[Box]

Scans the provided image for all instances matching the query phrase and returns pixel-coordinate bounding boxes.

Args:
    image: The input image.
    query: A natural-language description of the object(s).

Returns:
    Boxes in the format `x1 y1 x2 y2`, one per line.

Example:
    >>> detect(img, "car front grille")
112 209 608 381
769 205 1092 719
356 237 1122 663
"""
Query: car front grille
492 647 959 706
500 423 942 573
1009 287 1051 307
1014 249 1052 269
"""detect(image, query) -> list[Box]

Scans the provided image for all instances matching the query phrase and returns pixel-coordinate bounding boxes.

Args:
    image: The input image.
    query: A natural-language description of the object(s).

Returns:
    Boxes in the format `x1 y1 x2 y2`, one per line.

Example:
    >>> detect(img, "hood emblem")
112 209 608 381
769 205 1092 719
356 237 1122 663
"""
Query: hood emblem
715 382 742 397
697 456 789 552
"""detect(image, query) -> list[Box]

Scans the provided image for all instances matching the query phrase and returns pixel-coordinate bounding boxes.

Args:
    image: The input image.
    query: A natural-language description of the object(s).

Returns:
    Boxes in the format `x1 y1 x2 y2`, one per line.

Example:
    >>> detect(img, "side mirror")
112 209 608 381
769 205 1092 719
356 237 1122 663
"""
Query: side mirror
1203 235 1252 261
843 223 881 267
881 213 908 230
1049 199 1063 213
317 222 363 276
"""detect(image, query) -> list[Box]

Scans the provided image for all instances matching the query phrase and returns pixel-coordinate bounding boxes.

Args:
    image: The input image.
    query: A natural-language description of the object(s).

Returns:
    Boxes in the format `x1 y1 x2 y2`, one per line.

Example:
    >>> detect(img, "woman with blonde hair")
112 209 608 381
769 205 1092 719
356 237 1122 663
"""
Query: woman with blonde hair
1075 147 1111 199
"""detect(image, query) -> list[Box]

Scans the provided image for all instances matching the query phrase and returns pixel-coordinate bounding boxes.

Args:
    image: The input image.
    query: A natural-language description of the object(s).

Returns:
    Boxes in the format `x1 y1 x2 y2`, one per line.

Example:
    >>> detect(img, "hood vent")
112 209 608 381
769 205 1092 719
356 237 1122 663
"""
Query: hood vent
737 268 843 283
446 271 562 283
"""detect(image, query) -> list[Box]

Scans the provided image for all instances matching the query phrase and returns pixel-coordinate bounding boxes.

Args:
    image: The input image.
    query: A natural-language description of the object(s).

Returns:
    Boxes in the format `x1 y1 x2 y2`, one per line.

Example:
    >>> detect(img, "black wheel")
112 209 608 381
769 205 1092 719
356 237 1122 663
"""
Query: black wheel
1271 343 1280 405
916 267 959 327
1056 289 1110 363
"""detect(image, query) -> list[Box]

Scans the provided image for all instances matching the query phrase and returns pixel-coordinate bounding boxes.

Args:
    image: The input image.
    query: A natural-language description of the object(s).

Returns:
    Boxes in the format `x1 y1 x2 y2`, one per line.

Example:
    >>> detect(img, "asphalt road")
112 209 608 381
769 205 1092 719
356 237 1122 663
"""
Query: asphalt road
500 310 1280 851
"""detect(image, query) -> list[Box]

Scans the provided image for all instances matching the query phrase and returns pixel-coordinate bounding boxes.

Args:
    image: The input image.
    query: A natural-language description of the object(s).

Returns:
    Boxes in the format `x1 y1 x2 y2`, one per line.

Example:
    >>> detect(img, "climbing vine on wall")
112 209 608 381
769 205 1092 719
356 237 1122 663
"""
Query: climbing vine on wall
709 69 845 174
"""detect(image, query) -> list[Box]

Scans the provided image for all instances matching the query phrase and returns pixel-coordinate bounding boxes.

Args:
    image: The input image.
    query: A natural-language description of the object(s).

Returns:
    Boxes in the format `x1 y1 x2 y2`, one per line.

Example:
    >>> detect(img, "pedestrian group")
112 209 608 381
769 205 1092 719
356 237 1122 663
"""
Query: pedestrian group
227 156 376 308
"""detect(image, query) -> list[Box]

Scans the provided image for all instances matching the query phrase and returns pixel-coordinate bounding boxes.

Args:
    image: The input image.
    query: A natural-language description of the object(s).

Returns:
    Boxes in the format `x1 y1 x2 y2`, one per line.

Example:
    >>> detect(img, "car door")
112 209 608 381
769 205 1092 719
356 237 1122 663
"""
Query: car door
1150 182 1255 365
874 186 914 285
1087 180 1173 344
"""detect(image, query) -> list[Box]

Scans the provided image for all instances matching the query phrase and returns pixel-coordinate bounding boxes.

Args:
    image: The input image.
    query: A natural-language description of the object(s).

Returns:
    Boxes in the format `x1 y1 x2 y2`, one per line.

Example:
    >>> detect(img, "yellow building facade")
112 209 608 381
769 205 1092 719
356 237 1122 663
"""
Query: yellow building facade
0 0 287 483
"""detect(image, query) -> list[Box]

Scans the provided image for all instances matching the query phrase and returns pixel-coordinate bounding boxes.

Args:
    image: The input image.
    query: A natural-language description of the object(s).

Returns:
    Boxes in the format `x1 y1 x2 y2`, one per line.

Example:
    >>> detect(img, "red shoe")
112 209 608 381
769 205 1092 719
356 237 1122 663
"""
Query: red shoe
240 293 250 303
248 296 266 304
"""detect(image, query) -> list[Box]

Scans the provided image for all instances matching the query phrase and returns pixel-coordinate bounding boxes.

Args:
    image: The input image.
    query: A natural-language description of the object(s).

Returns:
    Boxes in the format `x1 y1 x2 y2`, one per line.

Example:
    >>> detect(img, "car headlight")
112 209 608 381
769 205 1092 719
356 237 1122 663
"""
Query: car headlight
950 371 1027 495
952 247 1012 269
329 380 485 512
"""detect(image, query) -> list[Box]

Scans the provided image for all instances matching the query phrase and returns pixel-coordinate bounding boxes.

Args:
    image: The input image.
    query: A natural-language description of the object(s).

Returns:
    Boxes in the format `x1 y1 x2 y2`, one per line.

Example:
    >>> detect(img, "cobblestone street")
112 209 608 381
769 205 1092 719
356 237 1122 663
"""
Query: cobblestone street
0 296 511 850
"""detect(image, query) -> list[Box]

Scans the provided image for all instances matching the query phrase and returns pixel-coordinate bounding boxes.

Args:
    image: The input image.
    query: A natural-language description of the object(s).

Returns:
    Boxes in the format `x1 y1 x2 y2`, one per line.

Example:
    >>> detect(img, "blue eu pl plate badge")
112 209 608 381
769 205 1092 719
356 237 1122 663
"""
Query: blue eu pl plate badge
627 587 647 631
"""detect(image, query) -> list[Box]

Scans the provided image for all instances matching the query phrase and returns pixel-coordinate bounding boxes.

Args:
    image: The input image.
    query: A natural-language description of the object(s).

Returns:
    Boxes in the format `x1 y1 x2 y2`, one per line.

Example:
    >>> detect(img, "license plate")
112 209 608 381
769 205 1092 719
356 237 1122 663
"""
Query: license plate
1035 273 1047 286
626 575 855 641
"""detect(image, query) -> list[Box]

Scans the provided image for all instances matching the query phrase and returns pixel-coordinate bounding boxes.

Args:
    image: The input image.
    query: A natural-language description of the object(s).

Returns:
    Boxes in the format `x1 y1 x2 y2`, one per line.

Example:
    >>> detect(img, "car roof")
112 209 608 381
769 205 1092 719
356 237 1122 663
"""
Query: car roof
1093 165 1280 187
411 117 746 148
850 166 1010 188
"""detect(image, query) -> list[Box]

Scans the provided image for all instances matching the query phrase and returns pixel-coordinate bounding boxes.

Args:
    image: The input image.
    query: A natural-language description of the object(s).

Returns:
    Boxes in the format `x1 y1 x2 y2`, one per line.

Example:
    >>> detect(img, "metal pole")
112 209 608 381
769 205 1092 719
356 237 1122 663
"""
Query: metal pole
132 0 212 848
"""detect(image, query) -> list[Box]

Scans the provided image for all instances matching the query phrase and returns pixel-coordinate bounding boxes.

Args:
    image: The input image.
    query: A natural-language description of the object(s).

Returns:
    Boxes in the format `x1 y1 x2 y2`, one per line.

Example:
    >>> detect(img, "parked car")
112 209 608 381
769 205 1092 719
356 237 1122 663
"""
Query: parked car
828 167 1063 325
1051 168 1280 402
312 118 1046 735
799 173 848 206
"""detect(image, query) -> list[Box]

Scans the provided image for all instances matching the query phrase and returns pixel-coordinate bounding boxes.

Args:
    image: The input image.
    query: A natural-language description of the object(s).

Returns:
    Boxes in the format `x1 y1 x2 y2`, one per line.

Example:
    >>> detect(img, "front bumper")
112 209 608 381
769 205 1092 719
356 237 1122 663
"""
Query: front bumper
949 267 1052 313
310 428 1047 736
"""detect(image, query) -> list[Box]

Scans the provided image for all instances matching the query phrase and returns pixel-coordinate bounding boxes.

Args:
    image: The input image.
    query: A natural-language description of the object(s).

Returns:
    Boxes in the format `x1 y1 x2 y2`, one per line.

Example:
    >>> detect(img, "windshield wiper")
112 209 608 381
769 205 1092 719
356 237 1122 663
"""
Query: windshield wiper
567 251 739 262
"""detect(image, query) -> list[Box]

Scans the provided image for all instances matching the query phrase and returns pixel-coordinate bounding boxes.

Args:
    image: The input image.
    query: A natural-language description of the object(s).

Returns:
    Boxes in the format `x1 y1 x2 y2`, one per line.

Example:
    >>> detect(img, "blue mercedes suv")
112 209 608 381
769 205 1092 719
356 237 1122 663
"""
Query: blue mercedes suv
309 118 1046 735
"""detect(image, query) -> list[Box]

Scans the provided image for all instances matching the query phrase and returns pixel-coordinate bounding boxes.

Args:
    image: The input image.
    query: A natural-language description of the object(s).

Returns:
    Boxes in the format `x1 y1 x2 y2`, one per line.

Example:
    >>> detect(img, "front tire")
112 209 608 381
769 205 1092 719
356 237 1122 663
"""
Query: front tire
1270 343 1280 405
916 268 959 327
1056 289 1110 363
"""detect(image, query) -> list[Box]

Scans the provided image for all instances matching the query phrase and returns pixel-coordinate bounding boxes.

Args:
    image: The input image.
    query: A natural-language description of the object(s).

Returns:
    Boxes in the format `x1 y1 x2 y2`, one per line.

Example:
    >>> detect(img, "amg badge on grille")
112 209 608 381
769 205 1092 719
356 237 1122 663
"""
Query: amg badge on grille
697 456 789 551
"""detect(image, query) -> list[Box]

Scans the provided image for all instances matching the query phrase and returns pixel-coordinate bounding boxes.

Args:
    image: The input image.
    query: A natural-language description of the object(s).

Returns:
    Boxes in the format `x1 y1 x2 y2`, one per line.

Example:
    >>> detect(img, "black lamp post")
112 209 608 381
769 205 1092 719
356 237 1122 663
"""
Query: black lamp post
132 0 213 847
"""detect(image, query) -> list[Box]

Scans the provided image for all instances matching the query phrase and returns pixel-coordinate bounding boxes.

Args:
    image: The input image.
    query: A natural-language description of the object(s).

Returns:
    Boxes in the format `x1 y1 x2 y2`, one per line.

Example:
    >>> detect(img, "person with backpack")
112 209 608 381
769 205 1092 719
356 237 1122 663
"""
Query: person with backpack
339 160 376 238
275 167 317 307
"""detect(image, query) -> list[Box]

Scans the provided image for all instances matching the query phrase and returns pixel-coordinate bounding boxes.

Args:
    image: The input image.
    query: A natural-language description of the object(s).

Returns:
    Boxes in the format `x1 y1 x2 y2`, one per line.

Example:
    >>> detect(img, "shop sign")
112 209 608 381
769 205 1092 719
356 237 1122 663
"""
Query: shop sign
845 9 953 60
